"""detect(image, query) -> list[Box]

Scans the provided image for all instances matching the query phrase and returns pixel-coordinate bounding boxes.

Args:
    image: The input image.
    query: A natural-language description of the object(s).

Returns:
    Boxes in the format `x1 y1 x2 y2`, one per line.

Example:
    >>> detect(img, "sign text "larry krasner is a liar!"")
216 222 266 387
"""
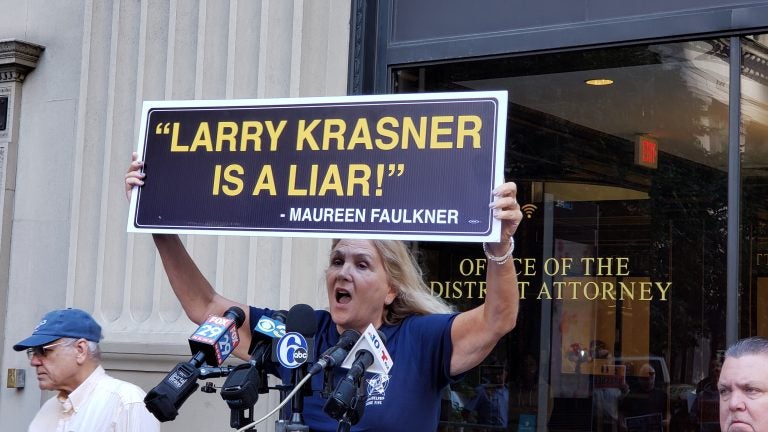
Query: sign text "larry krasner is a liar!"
127 91 507 242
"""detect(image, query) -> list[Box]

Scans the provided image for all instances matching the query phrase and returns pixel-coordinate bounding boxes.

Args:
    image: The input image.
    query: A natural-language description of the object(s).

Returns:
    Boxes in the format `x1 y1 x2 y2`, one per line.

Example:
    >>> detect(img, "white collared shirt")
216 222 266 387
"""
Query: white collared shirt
29 366 159 432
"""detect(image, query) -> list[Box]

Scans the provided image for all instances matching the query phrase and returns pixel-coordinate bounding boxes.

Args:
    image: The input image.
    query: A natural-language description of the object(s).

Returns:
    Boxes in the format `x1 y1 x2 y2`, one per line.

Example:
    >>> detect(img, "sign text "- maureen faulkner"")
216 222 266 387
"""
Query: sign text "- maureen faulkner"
288 207 459 224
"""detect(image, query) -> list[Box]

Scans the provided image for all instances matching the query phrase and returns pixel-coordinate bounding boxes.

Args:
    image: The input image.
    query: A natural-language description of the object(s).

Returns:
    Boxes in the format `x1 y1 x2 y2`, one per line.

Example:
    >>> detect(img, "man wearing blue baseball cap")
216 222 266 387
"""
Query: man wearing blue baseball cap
14 308 159 431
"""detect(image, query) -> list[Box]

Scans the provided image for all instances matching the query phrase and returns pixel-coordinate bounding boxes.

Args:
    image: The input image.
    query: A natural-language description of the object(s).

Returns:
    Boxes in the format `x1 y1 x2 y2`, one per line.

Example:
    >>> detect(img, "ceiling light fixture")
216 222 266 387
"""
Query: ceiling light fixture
585 78 614 86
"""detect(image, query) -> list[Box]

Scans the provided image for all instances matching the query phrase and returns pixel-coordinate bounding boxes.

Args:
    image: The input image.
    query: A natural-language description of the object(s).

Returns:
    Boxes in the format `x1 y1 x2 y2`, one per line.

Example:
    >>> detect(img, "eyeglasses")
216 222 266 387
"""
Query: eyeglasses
26 339 75 360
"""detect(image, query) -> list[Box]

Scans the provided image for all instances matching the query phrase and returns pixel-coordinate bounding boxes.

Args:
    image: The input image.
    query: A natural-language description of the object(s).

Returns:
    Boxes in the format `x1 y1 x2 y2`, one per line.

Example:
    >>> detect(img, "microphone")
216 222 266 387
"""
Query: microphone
220 310 287 430
144 361 201 422
340 324 393 375
284 303 317 382
283 304 317 364
308 329 361 376
345 350 376 384
144 306 246 422
188 306 247 367
249 310 288 367
323 325 392 426
275 304 317 428
220 311 287 406
323 374 366 426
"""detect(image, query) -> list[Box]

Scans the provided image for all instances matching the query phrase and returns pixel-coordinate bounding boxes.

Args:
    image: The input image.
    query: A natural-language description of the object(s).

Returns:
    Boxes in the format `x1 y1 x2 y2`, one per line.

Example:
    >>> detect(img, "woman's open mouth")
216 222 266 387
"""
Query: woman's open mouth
335 288 352 304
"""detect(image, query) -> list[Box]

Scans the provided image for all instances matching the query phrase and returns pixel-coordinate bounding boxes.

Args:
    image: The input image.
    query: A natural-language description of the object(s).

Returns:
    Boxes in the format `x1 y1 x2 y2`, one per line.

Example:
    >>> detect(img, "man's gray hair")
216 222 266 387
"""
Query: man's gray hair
724 336 768 359
86 340 102 360
62 337 101 360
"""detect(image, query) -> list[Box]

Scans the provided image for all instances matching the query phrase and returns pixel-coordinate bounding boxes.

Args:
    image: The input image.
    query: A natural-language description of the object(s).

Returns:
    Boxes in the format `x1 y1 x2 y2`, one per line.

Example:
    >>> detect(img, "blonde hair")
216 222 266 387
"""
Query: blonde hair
331 239 454 325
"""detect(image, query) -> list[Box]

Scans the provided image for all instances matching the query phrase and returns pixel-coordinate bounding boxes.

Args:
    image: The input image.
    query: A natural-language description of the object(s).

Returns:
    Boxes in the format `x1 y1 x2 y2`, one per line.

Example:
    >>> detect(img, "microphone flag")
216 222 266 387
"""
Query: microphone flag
255 314 286 339
340 323 393 375
188 306 245 367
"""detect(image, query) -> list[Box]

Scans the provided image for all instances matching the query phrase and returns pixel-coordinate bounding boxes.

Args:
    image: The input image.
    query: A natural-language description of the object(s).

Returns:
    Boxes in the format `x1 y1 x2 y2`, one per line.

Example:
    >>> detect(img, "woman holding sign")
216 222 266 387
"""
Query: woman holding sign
125 153 522 431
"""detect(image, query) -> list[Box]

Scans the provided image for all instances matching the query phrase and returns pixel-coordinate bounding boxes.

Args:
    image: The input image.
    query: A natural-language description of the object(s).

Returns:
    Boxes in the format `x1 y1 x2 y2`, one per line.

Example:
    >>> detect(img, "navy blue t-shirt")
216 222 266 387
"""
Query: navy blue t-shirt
250 306 459 432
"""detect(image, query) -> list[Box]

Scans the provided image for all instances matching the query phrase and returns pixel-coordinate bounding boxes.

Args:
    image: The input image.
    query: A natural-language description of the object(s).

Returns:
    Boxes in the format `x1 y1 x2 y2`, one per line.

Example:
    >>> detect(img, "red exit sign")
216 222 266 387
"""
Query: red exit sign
635 135 658 169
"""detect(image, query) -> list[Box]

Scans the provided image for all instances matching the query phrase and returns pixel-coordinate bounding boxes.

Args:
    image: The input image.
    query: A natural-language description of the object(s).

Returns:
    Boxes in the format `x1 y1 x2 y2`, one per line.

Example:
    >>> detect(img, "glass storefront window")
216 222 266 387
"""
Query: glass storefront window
395 40 732 431
741 36 768 345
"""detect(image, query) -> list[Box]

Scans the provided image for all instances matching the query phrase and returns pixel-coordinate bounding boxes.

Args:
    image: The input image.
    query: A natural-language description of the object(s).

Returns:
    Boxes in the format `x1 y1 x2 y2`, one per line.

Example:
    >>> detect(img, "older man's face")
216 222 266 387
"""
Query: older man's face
719 354 768 431
28 338 82 394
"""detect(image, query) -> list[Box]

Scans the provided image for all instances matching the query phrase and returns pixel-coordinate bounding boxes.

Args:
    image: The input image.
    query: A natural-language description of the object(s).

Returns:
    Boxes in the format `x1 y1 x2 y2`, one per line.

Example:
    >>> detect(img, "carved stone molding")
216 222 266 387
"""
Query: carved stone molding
0 39 45 83
0 70 25 82
348 0 365 95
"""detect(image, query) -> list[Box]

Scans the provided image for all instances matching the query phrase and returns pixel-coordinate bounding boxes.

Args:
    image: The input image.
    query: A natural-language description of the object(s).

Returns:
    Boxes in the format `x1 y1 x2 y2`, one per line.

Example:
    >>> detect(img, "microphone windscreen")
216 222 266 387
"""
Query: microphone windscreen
287 304 317 337
340 329 362 346
224 306 246 328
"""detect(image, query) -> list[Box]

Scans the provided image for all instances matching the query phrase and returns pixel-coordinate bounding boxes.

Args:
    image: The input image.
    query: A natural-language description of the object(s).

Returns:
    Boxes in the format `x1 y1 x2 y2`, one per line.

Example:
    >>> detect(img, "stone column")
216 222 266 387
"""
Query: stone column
0 39 44 394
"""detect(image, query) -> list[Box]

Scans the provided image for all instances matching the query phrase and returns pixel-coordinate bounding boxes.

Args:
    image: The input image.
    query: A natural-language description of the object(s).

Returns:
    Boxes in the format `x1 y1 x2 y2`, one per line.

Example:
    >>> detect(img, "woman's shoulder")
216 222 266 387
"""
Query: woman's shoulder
402 312 458 327
314 308 333 330
384 312 457 341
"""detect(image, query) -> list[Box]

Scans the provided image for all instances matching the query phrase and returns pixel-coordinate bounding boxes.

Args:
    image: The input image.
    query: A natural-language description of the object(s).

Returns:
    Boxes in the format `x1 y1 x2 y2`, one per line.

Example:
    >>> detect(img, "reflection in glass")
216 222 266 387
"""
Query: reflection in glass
741 35 768 342
398 39 732 431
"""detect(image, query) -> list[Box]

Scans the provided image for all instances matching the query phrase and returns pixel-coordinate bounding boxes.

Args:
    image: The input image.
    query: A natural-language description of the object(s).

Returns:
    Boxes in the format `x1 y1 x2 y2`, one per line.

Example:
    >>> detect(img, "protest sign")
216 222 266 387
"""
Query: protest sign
127 91 507 241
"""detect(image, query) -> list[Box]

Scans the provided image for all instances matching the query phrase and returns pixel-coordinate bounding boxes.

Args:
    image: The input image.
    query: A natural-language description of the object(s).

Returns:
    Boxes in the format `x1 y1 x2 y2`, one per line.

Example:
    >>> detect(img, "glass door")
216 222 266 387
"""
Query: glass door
398 39 732 431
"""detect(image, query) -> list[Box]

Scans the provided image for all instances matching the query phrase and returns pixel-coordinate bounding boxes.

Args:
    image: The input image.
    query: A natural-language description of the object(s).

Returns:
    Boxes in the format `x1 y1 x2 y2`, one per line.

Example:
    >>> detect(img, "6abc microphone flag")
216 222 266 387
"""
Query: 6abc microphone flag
143 304 393 431
276 304 315 370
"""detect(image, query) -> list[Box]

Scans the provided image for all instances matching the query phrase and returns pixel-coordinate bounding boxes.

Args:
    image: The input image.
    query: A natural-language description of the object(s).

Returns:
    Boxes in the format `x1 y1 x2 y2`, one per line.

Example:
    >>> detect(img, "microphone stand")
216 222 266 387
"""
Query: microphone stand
274 383 291 432
336 377 367 432
337 415 353 432
285 367 310 431
321 368 355 432
219 361 264 431
230 408 256 431
323 370 367 432
274 373 311 431
321 368 334 398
